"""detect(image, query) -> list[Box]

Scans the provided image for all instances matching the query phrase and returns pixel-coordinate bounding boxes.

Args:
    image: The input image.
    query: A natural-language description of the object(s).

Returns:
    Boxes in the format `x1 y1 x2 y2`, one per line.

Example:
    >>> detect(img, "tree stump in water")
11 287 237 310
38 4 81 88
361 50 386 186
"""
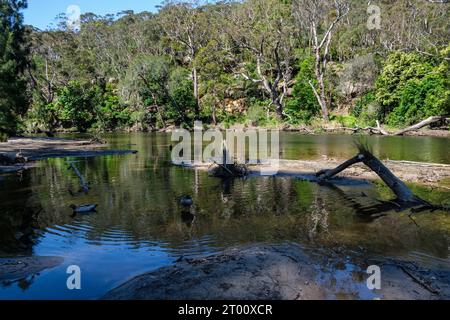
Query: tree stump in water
209 142 248 178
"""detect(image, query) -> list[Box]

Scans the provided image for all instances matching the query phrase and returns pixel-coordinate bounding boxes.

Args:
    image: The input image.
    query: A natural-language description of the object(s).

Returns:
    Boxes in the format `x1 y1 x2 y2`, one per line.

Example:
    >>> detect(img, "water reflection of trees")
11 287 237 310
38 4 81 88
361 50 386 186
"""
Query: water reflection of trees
2 133 447 259
0 173 41 254
280 133 450 164
30 159 450 257
307 192 329 242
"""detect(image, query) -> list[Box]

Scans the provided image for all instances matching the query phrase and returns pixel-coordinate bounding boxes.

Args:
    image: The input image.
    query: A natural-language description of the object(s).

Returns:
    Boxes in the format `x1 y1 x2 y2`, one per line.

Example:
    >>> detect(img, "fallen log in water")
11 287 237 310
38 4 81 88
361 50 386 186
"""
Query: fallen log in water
316 145 450 214
317 152 423 205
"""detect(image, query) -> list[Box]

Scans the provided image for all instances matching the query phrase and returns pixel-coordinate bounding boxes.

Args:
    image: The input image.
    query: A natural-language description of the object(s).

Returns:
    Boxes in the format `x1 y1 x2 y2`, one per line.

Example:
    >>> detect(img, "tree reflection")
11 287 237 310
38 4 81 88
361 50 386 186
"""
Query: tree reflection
0 172 41 254
307 192 329 241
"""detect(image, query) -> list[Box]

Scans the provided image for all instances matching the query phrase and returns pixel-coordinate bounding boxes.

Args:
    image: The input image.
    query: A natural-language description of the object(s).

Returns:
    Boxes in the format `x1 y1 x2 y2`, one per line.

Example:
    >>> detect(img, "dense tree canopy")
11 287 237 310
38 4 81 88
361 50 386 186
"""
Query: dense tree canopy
1 0 449 134
0 0 29 136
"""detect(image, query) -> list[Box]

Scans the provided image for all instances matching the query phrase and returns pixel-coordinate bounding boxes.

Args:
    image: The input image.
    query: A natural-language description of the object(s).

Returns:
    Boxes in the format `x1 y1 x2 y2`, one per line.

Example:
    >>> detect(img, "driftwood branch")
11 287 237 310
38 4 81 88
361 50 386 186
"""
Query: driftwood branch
317 150 426 205
375 116 446 136
325 116 448 136
316 154 364 179
392 116 445 136
376 121 390 136
323 117 446 136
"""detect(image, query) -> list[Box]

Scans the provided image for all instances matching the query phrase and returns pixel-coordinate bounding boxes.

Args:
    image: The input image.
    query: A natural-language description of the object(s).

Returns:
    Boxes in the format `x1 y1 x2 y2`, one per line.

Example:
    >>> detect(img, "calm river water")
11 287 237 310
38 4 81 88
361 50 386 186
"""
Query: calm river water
0 133 449 299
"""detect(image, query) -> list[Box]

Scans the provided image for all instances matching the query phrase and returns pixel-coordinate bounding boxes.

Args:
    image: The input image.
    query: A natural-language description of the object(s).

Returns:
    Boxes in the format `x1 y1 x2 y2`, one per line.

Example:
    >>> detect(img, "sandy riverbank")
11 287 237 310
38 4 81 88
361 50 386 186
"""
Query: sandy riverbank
178 158 450 189
0 137 138 174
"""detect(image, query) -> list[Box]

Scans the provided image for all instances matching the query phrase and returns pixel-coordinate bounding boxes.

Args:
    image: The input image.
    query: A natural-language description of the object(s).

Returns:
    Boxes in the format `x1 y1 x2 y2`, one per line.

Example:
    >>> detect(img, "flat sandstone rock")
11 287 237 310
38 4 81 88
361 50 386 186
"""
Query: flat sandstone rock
0 256 63 281
102 244 450 300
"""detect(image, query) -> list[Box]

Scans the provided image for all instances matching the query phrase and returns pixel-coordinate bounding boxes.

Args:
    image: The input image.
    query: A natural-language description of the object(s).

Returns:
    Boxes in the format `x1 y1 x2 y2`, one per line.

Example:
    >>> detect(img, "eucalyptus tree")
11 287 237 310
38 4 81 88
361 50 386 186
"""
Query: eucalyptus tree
77 13 121 79
26 30 68 131
27 30 58 107
123 55 171 128
158 0 211 118
224 0 296 120
28 13 99 87
26 15 91 131
376 0 449 54
78 12 140 81
194 2 236 124
293 0 349 121
196 38 235 124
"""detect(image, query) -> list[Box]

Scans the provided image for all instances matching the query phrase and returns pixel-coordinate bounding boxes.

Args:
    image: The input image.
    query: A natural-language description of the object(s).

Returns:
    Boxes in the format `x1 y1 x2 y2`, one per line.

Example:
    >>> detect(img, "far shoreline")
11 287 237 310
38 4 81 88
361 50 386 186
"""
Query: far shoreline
21 121 450 138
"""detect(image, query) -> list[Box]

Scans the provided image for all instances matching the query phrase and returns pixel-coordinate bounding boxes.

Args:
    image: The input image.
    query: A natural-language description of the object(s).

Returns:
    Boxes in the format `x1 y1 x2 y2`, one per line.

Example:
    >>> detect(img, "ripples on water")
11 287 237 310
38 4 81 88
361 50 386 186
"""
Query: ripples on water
0 133 449 299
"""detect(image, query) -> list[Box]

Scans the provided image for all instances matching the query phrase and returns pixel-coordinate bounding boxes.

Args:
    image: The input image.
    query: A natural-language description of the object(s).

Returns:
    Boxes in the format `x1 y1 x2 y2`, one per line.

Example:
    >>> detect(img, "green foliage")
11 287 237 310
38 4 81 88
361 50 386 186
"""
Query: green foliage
24 101 58 132
167 67 196 125
95 83 131 131
219 109 247 128
388 69 449 126
333 115 358 128
26 82 130 132
352 92 373 118
0 132 8 142
196 40 235 124
57 81 98 132
247 99 268 126
376 51 450 126
284 57 320 124
123 55 172 129
375 52 432 119
0 0 29 134
14 1 450 132
351 91 379 126
128 55 170 104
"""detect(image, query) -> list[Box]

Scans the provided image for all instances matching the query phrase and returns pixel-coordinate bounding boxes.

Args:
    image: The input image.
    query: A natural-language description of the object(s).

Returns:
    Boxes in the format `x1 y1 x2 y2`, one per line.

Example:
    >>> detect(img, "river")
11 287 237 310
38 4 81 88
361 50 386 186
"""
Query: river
0 133 449 299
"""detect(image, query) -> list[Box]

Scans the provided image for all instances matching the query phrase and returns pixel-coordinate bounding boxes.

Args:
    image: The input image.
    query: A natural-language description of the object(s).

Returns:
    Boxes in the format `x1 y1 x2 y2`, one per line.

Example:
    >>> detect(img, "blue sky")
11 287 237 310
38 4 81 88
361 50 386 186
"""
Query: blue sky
23 0 162 30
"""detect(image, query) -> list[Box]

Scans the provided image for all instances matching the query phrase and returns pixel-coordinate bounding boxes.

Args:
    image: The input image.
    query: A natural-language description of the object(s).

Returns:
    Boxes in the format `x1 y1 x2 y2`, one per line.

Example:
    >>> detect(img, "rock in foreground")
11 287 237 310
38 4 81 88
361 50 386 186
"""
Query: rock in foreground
103 244 450 300
0 256 63 282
